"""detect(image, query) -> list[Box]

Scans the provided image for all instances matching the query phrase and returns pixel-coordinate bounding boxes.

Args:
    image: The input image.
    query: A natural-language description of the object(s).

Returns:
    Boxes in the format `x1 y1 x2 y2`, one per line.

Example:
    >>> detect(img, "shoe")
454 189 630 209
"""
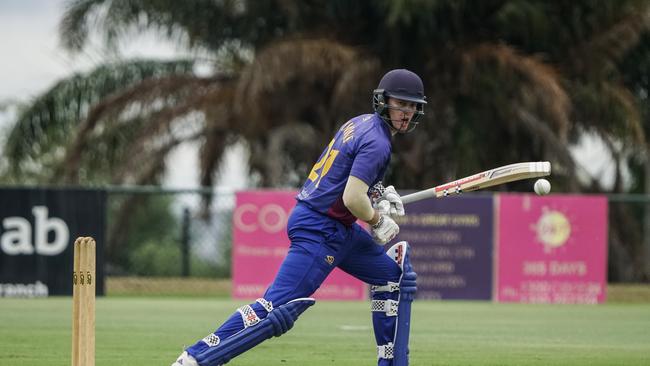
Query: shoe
171 351 199 366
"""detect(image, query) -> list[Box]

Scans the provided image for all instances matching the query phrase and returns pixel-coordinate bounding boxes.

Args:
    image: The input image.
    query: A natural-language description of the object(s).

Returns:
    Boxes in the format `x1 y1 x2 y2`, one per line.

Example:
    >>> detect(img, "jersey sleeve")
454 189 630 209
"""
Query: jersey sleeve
349 138 390 186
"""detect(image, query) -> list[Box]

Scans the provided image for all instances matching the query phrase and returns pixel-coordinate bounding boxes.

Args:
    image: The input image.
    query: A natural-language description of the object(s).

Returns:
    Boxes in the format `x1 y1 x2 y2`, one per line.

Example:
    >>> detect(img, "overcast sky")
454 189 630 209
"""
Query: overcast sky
1 0 64 101
0 0 184 101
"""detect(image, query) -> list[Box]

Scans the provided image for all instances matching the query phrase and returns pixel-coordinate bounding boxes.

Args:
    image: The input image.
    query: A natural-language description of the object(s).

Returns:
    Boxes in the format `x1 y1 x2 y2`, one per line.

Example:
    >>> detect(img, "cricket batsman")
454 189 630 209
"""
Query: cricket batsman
172 68 426 366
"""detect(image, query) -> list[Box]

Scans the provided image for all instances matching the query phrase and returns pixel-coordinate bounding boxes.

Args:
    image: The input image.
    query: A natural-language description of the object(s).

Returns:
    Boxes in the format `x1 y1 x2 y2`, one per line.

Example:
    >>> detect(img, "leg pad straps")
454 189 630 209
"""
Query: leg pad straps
193 298 315 366
373 242 417 366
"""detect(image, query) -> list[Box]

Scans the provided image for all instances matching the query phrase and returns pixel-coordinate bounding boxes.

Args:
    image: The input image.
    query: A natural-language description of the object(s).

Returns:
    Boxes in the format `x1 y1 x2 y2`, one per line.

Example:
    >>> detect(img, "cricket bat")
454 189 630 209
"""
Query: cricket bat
401 161 551 204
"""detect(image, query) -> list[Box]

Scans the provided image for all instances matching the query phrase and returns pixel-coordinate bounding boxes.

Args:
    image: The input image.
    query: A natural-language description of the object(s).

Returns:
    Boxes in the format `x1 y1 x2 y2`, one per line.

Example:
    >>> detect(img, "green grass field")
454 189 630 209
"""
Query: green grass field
2 295 650 366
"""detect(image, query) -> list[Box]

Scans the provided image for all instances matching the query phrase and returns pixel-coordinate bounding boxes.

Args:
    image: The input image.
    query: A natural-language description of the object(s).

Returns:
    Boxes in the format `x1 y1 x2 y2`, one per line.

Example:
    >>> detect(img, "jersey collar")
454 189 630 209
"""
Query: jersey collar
374 113 393 138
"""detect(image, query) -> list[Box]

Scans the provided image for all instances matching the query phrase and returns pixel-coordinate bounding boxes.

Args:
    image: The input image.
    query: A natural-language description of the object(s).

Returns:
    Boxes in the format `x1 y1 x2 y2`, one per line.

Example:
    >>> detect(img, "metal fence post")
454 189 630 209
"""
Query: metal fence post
181 207 191 277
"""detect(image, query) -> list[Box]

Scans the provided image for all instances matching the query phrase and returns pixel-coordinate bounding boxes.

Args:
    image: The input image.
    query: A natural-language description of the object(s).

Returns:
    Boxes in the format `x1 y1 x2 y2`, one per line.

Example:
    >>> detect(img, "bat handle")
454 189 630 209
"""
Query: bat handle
401 188 436 204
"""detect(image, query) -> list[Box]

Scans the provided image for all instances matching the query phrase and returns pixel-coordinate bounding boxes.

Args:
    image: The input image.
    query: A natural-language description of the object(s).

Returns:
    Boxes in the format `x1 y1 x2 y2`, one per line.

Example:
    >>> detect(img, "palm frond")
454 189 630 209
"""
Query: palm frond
54 73 231 183
3 59 194 182
571 81 644 149
461 43 571 140
60 0 260 53
59 0 107 52
235 38 360 134
569 2 650 77
330 59 382 121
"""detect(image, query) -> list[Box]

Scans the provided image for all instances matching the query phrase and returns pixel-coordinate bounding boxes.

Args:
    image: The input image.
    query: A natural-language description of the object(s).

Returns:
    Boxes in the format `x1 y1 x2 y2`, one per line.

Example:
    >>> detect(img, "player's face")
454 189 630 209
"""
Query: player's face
387 98 417 133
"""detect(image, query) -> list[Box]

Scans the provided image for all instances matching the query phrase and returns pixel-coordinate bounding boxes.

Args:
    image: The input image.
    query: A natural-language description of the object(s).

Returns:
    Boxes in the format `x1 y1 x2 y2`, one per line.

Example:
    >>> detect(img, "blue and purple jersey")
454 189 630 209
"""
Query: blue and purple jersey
296 113 392 225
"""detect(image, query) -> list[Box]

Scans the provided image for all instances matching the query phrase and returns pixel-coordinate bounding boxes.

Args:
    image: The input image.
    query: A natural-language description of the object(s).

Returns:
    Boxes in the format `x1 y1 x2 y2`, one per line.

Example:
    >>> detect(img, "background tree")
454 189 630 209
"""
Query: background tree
2 0 650 279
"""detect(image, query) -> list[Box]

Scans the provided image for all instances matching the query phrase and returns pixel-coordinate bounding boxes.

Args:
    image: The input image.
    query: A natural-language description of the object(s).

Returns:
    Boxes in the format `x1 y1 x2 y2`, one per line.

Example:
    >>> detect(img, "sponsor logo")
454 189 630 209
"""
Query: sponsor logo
0 281 49 298
394 245 404 266
435 173 487 193
233 203 288 234
532 208 571 252
1 206 69 256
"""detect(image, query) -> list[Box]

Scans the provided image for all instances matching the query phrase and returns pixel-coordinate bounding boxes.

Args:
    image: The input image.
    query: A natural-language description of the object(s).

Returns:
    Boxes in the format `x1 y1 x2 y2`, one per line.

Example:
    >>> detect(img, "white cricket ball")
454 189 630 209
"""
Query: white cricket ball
534 178 551 195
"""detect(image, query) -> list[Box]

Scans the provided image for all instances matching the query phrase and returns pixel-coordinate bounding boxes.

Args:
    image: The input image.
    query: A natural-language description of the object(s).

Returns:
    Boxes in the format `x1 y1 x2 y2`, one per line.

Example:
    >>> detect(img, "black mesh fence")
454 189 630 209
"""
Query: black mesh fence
105 187 235 280
607 194 650 282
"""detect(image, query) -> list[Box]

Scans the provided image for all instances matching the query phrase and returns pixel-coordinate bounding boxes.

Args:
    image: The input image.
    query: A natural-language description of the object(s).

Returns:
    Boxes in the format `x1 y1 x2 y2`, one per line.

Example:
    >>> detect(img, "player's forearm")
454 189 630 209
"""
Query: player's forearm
343 176 380 225
345 194 378 224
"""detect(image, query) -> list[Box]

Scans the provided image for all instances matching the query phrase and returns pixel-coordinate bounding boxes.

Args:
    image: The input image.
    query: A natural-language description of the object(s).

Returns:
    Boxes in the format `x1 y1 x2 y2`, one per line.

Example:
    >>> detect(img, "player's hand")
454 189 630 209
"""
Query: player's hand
375 185 405 216
372 214 399 245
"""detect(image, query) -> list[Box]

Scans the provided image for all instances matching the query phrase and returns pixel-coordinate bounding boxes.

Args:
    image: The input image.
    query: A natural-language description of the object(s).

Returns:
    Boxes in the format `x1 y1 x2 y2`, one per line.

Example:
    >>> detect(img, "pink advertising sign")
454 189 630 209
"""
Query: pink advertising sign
232 191 367 300
496 194 608 304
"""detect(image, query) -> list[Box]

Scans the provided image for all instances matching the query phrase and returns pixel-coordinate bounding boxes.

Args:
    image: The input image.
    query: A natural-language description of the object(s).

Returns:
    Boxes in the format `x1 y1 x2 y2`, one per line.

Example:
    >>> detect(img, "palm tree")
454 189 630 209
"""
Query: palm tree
7 0 649 189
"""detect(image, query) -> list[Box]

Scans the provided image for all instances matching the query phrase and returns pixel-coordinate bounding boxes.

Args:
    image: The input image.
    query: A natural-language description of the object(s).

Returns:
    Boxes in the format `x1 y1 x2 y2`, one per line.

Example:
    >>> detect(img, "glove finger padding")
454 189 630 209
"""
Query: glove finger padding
384 193 404 216
376 200 391 216
383 186 405 216
371 214 400 245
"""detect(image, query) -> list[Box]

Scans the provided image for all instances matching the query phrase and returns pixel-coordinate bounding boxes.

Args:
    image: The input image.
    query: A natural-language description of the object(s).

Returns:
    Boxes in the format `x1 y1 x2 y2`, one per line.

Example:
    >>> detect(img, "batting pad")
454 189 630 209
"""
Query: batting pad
193 298 315 366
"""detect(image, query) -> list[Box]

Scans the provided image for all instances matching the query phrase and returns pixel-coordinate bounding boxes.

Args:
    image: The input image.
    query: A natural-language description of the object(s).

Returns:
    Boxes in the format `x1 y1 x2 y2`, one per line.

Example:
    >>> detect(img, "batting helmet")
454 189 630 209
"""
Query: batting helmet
373 69 427 133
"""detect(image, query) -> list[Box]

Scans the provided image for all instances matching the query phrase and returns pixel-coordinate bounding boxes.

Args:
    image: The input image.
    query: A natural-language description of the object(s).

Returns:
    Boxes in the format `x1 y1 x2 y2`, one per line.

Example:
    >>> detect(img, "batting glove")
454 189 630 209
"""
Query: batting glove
374 185 405 217
372 214 400 245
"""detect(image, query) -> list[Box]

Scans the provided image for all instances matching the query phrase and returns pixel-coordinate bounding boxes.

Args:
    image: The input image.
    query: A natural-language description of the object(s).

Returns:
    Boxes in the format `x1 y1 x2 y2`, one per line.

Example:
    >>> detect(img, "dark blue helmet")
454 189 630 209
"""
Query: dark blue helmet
373 69 427 133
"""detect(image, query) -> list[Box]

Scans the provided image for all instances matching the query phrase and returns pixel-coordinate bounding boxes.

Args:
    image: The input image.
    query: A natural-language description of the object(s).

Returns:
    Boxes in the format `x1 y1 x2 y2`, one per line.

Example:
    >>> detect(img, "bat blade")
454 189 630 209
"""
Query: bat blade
401 161 551 204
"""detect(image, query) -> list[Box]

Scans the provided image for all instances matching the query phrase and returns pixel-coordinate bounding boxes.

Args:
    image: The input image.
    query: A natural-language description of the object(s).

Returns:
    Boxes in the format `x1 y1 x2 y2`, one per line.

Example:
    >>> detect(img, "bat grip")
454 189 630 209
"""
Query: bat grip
401 188 436 204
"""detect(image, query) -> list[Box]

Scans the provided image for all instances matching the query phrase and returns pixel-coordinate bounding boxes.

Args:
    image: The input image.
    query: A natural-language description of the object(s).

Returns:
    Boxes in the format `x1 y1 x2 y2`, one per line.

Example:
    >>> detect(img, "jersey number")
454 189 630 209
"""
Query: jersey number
308 138 339 188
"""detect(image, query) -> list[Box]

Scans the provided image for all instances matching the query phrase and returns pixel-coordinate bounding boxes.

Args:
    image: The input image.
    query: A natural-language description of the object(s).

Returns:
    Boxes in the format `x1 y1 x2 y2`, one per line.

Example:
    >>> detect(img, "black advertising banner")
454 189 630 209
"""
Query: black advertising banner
394 195 494 300
0 188 106 297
